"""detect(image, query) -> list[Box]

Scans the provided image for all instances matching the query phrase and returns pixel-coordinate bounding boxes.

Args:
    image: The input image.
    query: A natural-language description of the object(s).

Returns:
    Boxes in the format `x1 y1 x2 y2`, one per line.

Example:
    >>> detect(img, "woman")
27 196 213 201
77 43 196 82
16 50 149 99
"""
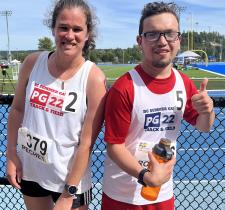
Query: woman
6 0 106 210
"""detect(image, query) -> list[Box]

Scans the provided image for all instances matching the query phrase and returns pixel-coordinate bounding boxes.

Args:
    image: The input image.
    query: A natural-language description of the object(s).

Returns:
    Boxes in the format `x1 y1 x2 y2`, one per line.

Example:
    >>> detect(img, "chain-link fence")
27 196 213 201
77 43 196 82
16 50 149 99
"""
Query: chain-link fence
0 95 224 210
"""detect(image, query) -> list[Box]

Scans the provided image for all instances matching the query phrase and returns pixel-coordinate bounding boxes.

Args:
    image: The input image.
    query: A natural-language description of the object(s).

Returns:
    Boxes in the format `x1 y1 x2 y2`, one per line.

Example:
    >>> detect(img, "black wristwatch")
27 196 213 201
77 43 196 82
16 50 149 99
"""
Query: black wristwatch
137 168 150 186
64 184 78 196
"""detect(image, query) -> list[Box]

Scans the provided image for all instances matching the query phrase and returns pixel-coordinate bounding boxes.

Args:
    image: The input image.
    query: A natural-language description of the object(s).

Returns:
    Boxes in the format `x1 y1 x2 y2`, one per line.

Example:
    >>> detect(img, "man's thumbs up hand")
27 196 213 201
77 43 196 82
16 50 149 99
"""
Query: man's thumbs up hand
191 78 213 114
199 78 208 92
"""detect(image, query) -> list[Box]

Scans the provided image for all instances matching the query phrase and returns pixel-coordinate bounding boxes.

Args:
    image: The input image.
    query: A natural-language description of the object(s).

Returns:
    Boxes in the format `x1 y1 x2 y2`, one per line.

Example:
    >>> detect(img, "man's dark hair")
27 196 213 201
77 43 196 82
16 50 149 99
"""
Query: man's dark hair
138 2 180 35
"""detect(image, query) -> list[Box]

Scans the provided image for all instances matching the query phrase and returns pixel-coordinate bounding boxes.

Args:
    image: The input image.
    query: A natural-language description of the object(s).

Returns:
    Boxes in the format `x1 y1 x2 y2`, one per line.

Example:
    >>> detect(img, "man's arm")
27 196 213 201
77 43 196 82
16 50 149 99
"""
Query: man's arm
107 143 176 187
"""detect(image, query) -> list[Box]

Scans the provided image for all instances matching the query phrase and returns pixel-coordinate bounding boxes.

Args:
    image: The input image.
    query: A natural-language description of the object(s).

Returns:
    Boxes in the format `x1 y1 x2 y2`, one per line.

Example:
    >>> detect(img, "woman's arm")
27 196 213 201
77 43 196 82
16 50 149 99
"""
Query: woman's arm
53 64 107 209
6 53 40 189
66 64 106 185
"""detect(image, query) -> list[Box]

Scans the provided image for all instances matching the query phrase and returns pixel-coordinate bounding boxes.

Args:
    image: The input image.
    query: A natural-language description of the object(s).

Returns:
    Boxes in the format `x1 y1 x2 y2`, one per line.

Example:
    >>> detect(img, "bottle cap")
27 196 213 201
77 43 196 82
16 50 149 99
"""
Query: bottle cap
153 138 173 160
159 138 171 146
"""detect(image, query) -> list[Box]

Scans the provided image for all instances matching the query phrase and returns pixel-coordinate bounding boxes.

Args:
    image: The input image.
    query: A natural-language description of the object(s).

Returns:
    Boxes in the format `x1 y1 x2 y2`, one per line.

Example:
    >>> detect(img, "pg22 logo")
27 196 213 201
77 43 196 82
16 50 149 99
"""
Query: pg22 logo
30 88 52 107
144 112 175 131
30 87 78 112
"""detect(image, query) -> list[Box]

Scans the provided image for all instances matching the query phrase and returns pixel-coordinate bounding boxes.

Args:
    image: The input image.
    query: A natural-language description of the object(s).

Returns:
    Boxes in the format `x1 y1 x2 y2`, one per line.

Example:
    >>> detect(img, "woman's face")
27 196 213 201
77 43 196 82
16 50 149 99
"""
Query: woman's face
53 7 89 57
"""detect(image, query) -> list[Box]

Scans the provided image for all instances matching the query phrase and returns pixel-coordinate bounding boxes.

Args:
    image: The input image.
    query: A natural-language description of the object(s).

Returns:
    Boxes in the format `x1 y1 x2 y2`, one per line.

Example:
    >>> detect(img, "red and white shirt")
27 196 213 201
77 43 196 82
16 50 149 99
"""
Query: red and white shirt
103 64 198 205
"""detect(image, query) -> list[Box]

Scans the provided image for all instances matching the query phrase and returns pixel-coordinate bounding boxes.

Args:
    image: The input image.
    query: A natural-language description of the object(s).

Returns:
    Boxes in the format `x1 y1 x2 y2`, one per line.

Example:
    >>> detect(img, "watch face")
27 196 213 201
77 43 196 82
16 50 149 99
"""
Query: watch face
65 184 78 195
68 186 77 195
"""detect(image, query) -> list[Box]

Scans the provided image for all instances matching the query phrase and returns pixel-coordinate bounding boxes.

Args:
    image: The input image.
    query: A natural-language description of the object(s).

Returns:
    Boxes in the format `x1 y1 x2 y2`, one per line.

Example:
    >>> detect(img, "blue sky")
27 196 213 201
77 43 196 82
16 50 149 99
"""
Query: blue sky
0 0 225 51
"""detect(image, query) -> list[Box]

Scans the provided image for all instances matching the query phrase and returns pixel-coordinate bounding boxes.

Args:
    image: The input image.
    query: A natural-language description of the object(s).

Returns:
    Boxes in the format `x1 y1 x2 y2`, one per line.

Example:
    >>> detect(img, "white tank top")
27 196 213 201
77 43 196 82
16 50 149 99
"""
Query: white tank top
103 68 187 204
18 51 93 193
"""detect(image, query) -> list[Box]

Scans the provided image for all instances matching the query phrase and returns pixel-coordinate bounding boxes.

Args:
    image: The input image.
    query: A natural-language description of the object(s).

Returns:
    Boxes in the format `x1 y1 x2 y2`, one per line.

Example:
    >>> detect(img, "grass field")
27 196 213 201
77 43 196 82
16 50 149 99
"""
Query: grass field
100 65 225 89
0 65 225 94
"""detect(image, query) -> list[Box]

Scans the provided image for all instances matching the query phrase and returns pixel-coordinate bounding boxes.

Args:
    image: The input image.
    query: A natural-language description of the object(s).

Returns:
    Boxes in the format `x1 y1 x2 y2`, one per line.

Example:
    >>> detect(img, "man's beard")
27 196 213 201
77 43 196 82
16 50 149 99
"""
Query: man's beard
152 58 172 68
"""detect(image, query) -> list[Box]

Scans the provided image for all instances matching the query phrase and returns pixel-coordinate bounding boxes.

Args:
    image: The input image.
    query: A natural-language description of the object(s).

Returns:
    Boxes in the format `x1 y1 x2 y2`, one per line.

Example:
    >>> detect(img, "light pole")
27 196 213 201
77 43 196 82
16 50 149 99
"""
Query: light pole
194 22 199 50
190 13 194 50
0 10 12 63
187 13 193 51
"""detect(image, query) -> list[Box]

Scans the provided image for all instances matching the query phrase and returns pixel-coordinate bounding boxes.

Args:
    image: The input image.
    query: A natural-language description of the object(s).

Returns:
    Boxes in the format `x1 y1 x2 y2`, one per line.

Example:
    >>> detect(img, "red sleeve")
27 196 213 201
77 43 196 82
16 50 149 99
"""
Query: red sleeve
179 71 199 125
104 73 134 144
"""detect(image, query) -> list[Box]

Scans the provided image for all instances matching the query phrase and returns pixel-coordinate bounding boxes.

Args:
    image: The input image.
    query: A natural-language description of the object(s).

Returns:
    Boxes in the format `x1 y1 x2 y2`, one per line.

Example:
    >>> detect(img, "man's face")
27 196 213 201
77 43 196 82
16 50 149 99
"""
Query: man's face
138 13 181 69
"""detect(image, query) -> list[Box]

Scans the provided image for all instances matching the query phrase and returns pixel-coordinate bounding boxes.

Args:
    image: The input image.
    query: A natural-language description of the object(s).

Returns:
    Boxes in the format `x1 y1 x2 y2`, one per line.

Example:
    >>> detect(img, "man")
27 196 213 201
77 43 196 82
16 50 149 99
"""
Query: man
101 2 214 210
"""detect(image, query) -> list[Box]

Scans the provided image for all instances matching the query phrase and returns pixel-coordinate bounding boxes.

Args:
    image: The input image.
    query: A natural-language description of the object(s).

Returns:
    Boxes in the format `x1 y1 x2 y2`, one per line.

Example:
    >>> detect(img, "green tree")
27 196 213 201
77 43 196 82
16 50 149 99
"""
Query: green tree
38 37 54 51
16 51 30 62
89 49 98 63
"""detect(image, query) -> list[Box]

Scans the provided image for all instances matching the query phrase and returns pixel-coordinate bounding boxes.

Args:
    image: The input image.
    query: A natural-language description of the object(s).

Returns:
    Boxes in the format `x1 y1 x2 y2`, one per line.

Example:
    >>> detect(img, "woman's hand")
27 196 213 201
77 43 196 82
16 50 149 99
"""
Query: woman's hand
7 153 22 189
53 192 74 210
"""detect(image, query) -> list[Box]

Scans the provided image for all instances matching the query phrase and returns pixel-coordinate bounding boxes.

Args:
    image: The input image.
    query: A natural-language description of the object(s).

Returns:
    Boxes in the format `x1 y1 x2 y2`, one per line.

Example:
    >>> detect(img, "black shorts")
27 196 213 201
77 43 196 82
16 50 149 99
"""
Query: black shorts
20 179 92 208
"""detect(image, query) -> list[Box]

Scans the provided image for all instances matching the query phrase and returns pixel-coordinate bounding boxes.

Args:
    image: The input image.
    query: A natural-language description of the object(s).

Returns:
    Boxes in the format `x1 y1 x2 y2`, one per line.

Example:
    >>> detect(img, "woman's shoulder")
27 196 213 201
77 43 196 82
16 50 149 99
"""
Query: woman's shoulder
88 62 106 83
23 51 45 67
19 51 47 79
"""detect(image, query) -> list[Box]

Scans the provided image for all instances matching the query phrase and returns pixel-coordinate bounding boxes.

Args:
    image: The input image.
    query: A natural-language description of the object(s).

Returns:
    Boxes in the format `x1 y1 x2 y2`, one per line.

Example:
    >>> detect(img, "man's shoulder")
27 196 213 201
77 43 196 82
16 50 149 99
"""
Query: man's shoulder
111 71 133 91
175 69 192 81
174 69 197 93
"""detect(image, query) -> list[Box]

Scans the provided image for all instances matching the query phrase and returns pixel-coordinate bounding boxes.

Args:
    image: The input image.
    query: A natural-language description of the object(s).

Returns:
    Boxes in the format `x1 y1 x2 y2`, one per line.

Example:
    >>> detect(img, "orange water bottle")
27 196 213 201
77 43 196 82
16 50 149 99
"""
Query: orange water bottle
141 138 173 201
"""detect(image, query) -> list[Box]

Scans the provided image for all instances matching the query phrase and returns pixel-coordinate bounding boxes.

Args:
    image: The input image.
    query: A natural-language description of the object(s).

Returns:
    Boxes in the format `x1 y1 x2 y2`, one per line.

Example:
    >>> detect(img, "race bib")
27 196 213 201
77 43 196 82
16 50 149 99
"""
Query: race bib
17 127 54 164
29 83 83 115
62 90 82 113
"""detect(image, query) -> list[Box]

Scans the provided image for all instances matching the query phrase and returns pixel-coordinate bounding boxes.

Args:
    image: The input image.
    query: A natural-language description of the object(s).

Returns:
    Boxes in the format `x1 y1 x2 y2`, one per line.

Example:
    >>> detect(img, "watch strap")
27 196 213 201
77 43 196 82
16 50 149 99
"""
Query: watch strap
137 168 150 186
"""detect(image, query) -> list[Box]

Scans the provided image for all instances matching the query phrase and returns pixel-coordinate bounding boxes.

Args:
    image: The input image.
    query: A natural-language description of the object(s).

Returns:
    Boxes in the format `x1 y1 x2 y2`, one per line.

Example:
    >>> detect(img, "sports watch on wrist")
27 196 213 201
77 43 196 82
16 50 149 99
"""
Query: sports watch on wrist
64 184 78 196
137 168 150 186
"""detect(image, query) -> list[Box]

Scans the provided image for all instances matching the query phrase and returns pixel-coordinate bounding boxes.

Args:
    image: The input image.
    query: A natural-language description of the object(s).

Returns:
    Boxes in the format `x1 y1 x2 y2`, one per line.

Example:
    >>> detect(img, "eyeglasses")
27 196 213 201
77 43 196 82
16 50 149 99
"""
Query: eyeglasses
141 31 181 42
